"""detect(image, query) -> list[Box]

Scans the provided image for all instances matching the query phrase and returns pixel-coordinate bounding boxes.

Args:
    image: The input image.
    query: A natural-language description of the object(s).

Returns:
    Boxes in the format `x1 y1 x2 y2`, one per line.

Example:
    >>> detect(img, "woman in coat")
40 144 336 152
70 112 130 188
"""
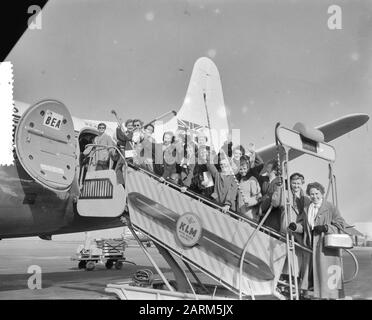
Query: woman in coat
206 155 238 213
289 182 346 299
236 158 261 221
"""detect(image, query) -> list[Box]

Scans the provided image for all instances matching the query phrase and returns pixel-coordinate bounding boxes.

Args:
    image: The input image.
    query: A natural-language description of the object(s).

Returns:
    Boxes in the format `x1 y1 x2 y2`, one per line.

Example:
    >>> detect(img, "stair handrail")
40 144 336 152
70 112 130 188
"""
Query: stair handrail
127 161 312 253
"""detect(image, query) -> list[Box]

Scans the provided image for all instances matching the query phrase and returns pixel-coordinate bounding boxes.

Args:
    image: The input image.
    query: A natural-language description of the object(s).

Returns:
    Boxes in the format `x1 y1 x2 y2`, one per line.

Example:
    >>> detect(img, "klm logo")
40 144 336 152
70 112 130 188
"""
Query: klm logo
176 213 202 247
178 222 198 238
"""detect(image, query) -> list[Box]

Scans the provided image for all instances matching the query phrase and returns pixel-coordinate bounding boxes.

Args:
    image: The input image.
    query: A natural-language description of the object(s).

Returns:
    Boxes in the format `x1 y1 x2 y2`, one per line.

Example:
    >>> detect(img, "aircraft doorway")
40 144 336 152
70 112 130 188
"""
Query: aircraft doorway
77 129 126 218
78 129 98 187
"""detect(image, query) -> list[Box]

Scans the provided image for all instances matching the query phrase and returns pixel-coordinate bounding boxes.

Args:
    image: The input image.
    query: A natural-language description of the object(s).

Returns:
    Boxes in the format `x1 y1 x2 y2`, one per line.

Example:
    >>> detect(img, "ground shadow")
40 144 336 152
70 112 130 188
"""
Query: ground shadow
0 265 173 292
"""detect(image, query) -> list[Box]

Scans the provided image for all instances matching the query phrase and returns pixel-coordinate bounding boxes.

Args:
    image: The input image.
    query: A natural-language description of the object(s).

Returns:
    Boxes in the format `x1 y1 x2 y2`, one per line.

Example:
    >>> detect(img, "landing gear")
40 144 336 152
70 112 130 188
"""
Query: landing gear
105 260 114 269
78 260 87 269
115 261 123 270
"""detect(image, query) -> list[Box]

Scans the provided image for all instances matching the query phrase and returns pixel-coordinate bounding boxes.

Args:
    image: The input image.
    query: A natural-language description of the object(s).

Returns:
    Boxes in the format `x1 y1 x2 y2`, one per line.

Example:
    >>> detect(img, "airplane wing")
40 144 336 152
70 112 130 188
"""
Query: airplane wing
256 113 369 163
1 1 49 61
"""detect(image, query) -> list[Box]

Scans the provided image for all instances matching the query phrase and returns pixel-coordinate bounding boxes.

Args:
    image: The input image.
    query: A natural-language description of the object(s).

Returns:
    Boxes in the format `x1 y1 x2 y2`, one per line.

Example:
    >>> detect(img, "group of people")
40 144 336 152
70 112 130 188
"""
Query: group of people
113 119 268 216
83 118 347 300
270 173 347 300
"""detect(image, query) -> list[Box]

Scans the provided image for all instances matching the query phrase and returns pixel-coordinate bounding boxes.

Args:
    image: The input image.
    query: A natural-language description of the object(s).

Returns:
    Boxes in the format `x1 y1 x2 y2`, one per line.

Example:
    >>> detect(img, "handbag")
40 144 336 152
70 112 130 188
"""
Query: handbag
324 233 353 249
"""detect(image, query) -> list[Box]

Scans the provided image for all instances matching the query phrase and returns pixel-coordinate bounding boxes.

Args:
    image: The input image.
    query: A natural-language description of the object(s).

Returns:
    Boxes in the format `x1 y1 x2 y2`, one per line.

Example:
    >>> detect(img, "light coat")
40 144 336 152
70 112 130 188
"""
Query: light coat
237 176 261 220
294 200 346 299
134 138 155 172
83 133 115 169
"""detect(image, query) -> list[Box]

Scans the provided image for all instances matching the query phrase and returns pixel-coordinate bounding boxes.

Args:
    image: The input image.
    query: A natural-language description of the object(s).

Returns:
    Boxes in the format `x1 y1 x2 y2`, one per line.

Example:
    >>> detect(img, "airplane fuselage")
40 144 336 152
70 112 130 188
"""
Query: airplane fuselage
0 158 123 239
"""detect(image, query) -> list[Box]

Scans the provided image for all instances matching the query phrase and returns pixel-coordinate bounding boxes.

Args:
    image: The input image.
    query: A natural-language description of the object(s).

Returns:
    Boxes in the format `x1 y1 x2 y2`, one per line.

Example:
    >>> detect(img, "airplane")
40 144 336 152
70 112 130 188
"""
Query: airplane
0 3 369 241
0 56 369 241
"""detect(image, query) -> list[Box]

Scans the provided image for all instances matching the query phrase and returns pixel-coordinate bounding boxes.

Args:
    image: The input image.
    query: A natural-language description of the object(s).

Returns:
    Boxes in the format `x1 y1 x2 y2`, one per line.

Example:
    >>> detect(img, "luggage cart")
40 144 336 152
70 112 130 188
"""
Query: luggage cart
71 238 136 271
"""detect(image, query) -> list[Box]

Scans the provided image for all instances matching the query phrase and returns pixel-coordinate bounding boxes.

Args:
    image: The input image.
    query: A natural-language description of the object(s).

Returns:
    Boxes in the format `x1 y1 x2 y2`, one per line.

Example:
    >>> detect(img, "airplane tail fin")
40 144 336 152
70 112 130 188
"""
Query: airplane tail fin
154 57 230 150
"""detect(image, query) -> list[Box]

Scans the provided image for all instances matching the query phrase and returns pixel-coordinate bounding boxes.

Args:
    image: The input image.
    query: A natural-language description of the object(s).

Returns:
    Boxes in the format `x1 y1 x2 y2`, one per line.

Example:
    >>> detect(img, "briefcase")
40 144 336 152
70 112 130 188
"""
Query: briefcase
324 234 353 249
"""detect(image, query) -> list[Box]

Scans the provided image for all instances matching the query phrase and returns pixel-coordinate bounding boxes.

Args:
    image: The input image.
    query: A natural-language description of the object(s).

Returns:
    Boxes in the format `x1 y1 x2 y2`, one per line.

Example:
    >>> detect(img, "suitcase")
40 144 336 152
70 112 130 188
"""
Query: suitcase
324 234 353 249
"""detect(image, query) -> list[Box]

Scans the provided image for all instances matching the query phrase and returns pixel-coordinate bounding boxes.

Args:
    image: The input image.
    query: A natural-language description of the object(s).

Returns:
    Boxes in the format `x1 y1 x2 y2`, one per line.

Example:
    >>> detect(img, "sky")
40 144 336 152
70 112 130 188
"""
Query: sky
4 0 372 238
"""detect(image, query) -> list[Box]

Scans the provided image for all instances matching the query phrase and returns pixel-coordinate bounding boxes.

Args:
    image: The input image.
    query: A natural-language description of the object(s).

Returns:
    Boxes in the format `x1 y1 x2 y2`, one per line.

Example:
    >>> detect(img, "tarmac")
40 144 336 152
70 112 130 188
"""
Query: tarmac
0 238 371 300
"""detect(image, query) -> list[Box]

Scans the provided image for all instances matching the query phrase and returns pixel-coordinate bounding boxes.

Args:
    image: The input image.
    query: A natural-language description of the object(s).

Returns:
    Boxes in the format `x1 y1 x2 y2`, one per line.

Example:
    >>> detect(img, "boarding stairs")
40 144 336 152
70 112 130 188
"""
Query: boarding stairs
120 164 292 299
77 145 310 299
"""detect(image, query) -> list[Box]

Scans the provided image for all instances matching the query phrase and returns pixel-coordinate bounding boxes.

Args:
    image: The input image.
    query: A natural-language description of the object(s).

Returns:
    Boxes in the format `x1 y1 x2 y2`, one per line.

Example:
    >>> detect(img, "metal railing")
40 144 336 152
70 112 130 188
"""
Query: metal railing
129 163 312 251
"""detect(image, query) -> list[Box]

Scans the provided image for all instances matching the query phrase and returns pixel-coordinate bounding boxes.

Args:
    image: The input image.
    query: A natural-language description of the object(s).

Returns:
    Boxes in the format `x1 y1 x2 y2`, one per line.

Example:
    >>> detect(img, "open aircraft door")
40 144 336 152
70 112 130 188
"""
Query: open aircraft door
15 100 76 192
77 169 126 218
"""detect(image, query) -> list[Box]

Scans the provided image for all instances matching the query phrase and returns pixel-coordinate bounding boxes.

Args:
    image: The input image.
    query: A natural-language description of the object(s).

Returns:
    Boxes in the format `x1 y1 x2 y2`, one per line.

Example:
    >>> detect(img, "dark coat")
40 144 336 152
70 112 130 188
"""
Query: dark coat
116 127 133 151
260 176 282 232
271 186 311 277
206 162 238 211
189 163 214 198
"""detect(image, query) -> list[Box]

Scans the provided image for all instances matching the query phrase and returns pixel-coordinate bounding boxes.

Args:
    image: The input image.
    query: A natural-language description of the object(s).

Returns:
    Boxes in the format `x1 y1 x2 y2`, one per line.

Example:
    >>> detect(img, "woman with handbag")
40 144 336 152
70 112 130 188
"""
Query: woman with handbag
288 181 347 299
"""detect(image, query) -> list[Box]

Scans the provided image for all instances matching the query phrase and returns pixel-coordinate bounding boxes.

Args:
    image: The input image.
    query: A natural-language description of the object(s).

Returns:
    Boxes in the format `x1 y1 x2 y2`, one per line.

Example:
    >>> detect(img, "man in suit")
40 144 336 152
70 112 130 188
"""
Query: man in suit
271 172 311 284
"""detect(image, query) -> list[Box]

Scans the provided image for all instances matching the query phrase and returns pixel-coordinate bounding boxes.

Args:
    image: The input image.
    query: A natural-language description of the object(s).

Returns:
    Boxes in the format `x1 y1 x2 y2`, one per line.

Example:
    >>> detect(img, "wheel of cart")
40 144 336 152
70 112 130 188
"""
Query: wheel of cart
115 260 123 270
105 260 114 269
78 260 87 269
85 260 96 271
